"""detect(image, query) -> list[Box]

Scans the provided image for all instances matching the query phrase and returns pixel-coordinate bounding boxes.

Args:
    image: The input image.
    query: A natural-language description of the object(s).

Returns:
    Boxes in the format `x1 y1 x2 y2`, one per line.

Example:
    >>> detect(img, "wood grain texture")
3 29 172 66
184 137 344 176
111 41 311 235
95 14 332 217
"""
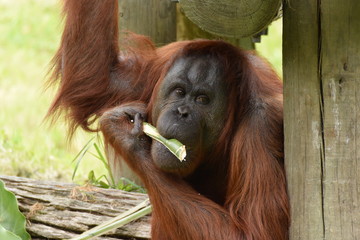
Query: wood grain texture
283 0 324 239
0 175 150 240
320 0 360 239
177 5 254 50
284 0 360 239
118 0 176 46
180 0 281 38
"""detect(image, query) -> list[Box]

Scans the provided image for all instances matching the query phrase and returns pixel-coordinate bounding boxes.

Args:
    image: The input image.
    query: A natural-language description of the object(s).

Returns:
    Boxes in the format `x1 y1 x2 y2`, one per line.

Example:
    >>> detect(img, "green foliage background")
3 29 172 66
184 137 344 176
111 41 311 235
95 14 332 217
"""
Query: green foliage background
0 0 106 182
0 0 282 182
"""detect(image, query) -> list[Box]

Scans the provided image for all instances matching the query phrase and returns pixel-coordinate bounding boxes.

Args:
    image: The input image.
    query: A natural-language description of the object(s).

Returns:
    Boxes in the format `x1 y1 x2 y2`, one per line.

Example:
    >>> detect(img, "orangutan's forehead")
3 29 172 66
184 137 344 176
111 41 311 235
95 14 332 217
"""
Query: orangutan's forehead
166 56 223 87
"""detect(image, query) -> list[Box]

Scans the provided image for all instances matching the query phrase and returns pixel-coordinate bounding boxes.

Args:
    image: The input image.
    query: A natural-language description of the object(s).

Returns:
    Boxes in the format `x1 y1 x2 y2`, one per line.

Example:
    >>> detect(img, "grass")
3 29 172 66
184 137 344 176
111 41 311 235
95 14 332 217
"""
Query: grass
0 0 106 182
0 0 282 183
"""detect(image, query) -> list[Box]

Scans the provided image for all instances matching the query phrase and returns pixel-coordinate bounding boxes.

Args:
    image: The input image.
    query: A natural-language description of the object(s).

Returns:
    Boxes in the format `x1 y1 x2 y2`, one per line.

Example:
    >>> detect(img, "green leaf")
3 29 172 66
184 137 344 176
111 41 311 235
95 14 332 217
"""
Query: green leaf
0 225 22 240
87 170 96 183
97 181 110 189
0 180 31 240
116 178 146 193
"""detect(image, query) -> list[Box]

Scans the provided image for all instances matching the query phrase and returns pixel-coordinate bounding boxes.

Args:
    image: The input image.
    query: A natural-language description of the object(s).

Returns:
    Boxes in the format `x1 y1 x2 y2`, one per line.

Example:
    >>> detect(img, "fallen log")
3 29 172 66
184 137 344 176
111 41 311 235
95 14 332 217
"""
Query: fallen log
0 175 151 240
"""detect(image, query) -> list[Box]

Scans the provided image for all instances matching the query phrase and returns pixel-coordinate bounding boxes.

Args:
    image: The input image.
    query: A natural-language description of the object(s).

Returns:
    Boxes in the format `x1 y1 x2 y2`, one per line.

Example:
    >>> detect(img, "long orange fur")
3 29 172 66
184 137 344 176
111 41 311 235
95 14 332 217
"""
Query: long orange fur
47 1 290 239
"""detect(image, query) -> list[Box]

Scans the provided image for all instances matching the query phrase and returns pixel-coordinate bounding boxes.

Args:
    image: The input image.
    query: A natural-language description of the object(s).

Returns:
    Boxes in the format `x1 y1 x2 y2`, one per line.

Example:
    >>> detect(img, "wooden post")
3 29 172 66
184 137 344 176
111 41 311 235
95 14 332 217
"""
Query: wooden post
284 0 360 239
283 0 323 238
320 0 360 239
118 0 176 46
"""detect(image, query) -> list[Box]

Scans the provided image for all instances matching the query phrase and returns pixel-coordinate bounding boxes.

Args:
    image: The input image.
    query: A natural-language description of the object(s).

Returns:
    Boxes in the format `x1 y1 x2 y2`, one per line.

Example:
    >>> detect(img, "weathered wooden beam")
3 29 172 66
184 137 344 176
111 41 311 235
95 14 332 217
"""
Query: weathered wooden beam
0 176 150 240
179 0 281 38
177 5 254 50
284 0 360 239
320 0 360 239
118 0 176 46
283 0 324 239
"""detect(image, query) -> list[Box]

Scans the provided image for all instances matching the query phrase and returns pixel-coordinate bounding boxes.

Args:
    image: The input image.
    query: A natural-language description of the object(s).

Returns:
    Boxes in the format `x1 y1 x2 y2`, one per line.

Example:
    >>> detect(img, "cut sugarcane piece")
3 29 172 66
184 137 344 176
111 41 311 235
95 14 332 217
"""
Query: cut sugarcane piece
142 122 186 162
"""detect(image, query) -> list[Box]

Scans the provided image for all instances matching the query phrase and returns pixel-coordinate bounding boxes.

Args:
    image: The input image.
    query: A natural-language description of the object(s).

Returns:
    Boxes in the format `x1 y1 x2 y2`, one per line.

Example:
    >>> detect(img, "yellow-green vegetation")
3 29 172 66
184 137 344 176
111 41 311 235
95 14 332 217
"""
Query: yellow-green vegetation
0 0 106 182
0 0 282 182
256 18 283 76
143 122 186 162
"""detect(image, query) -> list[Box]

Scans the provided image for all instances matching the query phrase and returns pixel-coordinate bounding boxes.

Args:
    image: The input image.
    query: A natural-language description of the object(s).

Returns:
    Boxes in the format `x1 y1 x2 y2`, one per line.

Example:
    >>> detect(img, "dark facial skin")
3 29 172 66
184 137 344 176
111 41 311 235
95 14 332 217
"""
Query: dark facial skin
151 56 228 177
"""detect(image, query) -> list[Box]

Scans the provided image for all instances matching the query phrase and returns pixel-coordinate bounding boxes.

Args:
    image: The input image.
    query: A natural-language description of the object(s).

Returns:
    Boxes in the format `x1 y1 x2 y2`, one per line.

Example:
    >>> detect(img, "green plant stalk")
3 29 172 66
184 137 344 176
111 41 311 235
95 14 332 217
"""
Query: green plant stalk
69 199 152 240
142 122 186 161
71 137 95 181
93 142 116 187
